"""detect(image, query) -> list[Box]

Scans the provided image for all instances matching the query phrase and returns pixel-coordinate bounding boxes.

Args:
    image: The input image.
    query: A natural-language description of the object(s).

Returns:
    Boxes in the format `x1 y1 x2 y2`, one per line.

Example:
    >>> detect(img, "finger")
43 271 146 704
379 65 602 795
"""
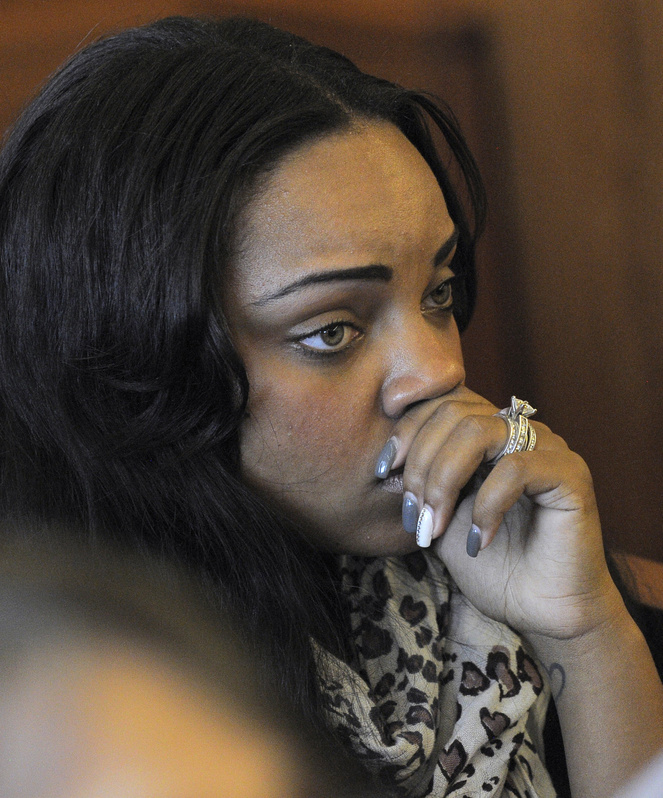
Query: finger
468 447 595 553
398 397 497 538
374 386 493 477
404 399 497 479
399 398 497 538
395 395 564 479
417 423 573 548
408 412 509 544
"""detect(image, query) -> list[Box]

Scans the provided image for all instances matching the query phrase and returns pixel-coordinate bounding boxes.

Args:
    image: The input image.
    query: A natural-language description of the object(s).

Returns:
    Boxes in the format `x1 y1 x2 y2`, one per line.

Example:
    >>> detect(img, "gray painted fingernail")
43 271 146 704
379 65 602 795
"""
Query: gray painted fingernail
466 524 482 558
375 438 398 478
402 493 418 533
416 507 433 548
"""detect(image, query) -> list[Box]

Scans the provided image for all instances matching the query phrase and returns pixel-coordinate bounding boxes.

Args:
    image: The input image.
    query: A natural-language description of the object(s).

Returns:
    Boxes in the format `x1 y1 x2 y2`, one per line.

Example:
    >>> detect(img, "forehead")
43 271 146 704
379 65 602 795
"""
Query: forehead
230 122 454 300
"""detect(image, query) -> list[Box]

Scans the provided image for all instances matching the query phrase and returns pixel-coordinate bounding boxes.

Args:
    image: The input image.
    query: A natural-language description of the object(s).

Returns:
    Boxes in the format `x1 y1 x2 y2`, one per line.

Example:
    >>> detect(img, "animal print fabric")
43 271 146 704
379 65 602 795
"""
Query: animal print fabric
317 552 558 798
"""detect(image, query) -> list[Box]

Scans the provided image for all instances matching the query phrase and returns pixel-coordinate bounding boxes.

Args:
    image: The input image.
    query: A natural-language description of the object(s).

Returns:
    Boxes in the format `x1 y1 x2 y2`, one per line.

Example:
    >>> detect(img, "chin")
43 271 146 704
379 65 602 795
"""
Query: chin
283 495 417 556
335 523 421 557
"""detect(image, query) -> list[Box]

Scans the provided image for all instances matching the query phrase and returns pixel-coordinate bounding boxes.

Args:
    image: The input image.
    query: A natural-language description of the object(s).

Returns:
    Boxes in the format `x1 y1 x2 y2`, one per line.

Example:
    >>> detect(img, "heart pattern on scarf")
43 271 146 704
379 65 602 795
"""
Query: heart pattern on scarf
400 594 428 625
439 739 467 781
480 707 511 740
317 552 557 797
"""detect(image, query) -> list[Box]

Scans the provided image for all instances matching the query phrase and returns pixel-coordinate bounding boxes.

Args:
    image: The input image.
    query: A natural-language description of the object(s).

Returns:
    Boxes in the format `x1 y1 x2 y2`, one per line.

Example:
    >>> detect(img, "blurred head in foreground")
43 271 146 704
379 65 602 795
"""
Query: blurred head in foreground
0 526 375 798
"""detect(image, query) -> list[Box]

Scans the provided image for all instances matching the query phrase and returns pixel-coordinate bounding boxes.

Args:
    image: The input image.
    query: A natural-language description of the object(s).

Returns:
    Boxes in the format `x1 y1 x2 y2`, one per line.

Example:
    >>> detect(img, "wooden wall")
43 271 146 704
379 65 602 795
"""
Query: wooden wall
2 1 662 578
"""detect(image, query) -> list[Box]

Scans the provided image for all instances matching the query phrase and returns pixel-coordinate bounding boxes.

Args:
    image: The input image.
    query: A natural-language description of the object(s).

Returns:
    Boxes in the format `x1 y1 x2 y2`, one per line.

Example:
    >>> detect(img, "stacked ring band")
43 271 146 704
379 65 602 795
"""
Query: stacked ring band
489 396 537 465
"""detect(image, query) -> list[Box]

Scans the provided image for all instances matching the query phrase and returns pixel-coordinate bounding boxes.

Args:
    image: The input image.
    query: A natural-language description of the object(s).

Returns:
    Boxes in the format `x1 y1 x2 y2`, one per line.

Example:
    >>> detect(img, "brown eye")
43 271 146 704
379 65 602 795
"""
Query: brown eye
320 324 345 346
428 280 453 309
298 321 361 354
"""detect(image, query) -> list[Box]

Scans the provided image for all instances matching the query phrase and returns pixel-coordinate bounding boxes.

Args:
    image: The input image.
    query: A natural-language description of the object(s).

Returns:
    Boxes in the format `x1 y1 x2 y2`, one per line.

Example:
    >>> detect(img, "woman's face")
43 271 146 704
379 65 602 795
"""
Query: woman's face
225 121 465 555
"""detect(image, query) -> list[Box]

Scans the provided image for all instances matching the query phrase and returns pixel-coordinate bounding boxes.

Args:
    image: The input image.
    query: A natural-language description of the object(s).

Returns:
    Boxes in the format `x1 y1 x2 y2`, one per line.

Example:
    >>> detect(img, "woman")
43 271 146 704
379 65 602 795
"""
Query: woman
0 16 660 798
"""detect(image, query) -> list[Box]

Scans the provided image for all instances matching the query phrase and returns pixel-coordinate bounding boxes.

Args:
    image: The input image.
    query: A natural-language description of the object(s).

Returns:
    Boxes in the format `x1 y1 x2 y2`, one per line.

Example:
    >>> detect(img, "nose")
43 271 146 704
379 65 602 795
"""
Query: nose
380 318 465 419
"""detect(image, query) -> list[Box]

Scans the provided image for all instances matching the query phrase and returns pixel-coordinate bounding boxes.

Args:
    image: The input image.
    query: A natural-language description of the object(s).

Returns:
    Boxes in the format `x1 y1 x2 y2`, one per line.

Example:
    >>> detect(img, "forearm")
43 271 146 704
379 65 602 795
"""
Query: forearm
528 595 663 798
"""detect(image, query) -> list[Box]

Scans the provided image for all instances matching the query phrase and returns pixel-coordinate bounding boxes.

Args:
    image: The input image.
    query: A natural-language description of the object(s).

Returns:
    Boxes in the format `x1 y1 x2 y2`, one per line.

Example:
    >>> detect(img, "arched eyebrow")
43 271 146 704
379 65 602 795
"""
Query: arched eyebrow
434 227 459 267
250 264 392 306
250 226 458 306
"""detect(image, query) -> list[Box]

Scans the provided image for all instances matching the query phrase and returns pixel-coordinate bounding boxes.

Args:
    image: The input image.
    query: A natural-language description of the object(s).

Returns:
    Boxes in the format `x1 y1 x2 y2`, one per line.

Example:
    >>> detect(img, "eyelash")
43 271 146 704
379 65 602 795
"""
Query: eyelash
292 277 455 359
424 277 455 312
293 319 363 359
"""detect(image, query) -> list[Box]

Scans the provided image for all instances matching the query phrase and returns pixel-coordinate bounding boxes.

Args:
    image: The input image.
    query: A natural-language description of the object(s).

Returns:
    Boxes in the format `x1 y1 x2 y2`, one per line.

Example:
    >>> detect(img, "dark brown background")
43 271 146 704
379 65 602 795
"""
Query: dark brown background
2 1 662 581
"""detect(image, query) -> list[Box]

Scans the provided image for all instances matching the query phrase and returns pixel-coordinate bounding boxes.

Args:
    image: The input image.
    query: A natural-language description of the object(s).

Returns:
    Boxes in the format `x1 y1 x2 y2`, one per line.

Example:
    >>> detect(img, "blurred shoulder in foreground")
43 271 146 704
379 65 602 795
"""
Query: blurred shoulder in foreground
0 519 378 798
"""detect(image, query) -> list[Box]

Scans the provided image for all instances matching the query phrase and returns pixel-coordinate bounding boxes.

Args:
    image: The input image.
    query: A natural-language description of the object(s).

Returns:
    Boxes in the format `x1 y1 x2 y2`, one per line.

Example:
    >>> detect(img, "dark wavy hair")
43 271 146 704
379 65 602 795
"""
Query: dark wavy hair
0 16 485 733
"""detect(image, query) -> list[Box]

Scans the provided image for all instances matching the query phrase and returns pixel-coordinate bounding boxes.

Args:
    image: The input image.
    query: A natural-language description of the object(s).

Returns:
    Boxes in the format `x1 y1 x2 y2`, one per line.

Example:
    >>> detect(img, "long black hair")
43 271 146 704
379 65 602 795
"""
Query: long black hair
0 16 485 730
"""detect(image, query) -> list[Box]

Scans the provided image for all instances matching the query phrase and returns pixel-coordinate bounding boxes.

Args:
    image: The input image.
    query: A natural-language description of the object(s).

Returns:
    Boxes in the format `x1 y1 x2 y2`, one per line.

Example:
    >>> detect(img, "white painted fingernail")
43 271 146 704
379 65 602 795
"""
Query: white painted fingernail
416 506 433 548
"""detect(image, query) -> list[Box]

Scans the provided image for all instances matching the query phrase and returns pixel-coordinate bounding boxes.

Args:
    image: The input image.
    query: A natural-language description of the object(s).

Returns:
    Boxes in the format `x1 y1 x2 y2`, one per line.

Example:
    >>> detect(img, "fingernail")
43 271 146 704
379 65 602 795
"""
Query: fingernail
466 524 482 558
416 506 433 548
375 438 398 478
402 493 418 533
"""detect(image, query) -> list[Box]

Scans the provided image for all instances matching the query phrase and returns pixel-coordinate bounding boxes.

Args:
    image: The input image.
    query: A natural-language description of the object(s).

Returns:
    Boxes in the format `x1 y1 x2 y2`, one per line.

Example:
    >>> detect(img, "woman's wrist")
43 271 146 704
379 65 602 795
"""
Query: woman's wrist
525 584 663 798
523 579 631 664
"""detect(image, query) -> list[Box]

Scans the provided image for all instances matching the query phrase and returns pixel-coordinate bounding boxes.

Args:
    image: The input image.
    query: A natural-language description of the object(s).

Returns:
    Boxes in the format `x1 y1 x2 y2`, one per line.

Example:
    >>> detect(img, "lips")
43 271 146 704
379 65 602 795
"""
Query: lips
379 466 404 494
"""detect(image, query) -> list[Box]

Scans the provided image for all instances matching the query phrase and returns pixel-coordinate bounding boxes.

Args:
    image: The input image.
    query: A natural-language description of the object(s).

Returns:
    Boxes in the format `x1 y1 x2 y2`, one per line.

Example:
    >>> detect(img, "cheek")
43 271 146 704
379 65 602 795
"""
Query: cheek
241 375 374 480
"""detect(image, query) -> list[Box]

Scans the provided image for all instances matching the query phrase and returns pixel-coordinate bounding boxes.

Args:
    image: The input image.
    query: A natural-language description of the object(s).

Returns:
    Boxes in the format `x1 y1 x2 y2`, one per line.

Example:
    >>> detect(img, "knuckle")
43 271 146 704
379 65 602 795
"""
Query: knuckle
568 451 595 491
495 452 527 481
533 422 568 452
430 398 466 425
472 491 494 521
422 471 457 506
456 413 486 440
430 402 489 441
402 462 427 494
394 411 420 438
548 430 569 451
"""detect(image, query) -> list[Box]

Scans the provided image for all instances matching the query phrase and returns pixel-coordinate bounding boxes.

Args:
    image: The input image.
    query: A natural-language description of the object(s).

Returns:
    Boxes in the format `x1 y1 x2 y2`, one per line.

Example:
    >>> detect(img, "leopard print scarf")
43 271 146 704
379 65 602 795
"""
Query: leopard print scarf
317 552 558 798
